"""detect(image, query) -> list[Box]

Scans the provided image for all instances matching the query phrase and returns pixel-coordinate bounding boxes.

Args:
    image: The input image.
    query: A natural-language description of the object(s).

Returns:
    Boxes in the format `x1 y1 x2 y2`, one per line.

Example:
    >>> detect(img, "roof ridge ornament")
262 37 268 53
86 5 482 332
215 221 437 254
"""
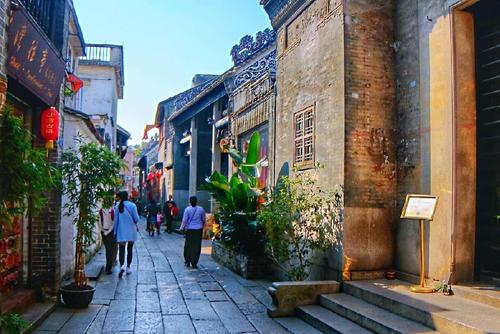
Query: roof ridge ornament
231 28 276 66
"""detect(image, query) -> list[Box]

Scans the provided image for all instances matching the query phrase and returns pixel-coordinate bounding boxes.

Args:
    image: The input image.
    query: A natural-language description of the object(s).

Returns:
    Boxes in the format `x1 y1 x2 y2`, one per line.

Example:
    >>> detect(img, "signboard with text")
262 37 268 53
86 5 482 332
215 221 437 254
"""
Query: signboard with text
401 194 438 221
7 6 65 106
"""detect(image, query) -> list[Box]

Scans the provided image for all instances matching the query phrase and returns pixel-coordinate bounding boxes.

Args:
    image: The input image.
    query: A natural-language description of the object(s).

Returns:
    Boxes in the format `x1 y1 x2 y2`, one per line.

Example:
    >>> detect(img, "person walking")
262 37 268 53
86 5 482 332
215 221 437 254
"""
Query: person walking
114 191 139 278
99 193 117 275
146 198 159 236
180 196 206 269
164 195 177 233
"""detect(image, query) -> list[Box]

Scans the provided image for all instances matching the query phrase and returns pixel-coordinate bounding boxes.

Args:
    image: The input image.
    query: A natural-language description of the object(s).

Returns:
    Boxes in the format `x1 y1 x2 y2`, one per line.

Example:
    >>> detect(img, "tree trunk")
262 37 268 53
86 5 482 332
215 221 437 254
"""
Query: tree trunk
73 212 87 287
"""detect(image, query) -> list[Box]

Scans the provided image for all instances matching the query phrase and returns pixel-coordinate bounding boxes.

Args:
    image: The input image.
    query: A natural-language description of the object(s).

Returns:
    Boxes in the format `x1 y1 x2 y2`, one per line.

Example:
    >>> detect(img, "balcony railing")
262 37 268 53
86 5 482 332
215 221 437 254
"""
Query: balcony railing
79 44 123 66
80 45 111 62
19 0 57 44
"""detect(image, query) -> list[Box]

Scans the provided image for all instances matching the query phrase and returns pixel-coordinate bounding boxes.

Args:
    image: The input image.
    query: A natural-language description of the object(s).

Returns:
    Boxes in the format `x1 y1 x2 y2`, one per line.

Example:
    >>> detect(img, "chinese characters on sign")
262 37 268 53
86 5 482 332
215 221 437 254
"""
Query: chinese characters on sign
40 107 60 149
7 6 65 106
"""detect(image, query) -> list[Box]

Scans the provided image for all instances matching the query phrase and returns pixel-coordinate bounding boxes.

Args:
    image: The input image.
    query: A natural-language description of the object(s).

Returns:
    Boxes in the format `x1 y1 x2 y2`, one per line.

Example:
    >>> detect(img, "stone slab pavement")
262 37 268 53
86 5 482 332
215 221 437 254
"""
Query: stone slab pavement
33 218 318 334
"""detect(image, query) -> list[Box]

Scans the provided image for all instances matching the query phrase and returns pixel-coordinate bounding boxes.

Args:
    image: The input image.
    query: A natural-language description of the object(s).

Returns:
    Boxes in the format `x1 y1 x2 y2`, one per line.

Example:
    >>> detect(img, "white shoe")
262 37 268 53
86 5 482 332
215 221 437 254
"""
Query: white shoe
126 267 132 275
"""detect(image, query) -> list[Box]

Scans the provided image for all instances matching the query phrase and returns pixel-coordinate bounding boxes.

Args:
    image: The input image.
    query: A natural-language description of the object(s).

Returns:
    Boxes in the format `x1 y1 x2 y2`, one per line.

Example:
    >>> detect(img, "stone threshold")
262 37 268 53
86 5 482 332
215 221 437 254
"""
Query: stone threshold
345 279 500 333
21 301 56 334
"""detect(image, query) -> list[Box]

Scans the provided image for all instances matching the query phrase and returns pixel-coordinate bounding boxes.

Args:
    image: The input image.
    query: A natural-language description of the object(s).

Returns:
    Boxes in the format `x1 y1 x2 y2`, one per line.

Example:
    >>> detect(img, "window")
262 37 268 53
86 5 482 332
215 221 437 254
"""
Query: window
294 106 315 166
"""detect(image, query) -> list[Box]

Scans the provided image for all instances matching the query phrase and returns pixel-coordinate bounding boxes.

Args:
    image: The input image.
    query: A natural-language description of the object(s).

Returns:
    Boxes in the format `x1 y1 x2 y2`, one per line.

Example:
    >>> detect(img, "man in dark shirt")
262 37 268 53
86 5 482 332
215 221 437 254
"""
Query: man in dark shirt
163 194 177 233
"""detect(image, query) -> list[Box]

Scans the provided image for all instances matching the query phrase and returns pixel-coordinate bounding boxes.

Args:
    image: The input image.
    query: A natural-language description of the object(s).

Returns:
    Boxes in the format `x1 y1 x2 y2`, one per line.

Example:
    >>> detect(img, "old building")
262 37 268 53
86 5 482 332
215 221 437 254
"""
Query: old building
262 0 499 285
77 44 124 151
155 75 218 214
262 0 396 281
395 0 499 284
161 30 276 216
1 0 85 310
228 29 276 187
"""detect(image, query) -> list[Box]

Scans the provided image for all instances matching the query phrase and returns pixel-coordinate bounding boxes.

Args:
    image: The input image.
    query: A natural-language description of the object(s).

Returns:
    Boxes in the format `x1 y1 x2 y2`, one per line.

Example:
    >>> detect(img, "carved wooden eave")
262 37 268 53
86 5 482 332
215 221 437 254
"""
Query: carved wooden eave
231 74 275 137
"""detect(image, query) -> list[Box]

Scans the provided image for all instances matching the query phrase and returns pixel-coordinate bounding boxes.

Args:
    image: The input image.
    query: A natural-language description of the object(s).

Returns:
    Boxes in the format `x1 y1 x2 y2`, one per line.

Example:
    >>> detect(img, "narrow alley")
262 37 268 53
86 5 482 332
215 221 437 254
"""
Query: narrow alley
33 219 320 334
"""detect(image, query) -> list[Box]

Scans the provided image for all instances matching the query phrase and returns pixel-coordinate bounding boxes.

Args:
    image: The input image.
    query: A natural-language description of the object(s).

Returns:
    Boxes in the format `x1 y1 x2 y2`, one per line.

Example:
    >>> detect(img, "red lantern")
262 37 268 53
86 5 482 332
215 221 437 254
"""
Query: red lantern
147 172 154 181
40 107 59 149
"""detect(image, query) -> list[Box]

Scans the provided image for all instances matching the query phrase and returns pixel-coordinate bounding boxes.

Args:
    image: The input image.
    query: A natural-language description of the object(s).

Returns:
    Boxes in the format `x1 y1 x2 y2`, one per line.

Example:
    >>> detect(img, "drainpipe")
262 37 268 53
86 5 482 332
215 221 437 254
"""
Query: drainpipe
448 8 458 286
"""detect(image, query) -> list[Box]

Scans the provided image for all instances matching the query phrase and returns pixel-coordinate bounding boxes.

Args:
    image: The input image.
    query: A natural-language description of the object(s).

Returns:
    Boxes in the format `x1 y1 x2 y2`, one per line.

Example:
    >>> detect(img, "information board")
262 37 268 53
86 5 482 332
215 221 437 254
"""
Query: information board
401 194 438 220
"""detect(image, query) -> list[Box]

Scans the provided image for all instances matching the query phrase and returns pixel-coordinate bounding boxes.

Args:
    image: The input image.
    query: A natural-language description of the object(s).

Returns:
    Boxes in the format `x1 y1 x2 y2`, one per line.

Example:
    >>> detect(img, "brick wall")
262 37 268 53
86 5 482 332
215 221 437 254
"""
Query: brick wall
31 110 62 294
272 0 346 279
341 0 396 275
393 0 424 277
343 0 396 208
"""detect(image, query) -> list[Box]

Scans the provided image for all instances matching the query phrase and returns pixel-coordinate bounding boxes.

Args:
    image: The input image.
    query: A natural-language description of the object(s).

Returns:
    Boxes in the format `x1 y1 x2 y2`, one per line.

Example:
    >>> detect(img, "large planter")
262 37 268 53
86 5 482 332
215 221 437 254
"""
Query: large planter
59 285 95 308
211 240 270 279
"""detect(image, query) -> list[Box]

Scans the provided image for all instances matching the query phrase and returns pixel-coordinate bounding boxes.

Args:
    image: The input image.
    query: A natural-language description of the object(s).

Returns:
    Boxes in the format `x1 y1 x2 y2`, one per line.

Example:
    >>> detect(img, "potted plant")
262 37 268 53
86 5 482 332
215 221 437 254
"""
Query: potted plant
60 141 122 308
203 132 268 278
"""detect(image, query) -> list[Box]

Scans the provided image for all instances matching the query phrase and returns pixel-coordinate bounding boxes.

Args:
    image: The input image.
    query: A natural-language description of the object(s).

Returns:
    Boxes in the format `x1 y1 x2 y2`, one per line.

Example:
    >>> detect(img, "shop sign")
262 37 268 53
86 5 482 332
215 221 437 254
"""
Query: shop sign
7 6 65 106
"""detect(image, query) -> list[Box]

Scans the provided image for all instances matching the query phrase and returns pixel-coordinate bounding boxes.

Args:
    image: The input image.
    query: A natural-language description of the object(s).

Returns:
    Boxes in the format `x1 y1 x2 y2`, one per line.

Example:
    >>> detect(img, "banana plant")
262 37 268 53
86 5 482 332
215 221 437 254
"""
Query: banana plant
204 131 267 254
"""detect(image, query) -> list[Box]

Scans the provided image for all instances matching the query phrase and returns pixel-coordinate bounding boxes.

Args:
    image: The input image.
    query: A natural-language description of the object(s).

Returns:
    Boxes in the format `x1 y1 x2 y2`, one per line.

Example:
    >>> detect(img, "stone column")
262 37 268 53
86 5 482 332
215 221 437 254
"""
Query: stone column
211 100 222 174
189 117 198 196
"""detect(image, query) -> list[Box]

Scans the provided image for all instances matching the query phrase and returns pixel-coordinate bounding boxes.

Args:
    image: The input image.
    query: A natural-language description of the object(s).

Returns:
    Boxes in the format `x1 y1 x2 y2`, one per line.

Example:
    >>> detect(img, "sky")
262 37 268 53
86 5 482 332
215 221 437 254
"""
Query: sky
73 0 271 144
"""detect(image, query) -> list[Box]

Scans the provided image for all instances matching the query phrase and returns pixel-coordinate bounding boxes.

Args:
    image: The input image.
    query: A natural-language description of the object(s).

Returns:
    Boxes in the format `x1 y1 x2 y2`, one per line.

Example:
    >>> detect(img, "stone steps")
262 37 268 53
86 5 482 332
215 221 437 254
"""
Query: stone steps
318 293 438 334
274 316 326 334
297 304 373 334
452 283 500 309
343 280 500 334
21 302 56 334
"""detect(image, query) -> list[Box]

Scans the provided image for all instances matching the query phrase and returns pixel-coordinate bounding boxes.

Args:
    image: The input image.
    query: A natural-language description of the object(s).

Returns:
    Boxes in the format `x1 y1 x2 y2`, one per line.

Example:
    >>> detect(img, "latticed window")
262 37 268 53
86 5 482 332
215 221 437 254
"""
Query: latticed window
294 106 315 166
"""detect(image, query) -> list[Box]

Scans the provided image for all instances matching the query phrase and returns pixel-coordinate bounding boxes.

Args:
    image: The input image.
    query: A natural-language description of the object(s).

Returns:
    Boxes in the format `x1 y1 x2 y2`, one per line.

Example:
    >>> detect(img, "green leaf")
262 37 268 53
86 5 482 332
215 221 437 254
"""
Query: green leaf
232 183 249 211
245 131 261 164
229 173 241 189
228 148 243 166
206 172 230 192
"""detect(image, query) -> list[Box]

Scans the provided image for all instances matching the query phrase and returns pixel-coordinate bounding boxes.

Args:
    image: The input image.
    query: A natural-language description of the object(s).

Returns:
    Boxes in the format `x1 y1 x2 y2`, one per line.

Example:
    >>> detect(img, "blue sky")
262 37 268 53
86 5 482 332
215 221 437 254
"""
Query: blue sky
74 0 271 144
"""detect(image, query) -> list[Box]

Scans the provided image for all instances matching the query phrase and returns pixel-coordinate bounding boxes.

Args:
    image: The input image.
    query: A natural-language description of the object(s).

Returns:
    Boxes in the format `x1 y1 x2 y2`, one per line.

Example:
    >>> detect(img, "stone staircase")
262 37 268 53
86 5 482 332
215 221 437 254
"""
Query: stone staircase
295 279 500 334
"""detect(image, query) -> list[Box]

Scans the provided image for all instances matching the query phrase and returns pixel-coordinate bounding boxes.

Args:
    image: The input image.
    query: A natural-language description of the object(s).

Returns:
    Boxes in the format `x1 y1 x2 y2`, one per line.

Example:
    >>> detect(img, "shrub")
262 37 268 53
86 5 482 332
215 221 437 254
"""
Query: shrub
258 166 343 280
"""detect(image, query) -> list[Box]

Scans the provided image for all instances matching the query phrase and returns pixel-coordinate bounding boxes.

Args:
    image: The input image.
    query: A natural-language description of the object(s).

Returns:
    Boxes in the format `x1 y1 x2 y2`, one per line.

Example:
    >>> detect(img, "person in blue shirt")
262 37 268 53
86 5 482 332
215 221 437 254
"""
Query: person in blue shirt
114 191 139 278
180 196 206 269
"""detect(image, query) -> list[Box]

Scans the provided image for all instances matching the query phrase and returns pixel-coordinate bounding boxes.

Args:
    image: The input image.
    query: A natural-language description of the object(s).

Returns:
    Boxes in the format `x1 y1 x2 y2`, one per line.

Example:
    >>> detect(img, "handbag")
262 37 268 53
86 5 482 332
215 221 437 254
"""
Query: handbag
181 207 198 231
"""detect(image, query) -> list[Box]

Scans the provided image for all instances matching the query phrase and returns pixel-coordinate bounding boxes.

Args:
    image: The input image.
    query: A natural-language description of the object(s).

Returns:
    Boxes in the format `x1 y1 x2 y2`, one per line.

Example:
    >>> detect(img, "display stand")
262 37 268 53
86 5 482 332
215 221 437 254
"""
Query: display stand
401 194 439 293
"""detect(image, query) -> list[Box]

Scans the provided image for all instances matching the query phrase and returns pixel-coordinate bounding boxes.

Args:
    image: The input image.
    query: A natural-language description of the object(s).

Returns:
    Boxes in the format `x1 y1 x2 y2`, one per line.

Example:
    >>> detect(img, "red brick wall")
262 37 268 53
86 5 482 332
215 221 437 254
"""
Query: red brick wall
344 0 396 208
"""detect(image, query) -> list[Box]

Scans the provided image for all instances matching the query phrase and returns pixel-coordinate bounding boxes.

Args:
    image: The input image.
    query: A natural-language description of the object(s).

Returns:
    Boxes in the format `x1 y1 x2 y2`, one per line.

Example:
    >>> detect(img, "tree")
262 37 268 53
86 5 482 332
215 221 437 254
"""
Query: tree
61 142 123 287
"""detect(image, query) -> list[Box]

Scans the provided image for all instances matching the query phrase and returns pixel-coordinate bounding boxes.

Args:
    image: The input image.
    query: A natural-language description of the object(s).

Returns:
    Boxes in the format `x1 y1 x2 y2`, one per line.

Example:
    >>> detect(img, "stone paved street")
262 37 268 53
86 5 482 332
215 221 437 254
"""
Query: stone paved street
33 218 319 334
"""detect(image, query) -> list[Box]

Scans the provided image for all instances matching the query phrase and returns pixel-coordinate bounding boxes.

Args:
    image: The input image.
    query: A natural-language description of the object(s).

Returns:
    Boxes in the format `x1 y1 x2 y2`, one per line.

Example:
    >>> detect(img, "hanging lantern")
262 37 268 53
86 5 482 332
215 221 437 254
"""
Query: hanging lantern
64 73 83 96
40 107 59 149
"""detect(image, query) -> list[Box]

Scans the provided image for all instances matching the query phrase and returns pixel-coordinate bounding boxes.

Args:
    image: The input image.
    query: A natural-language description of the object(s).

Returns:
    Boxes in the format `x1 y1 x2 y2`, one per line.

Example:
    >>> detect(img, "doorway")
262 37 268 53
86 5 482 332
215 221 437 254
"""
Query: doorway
470 0 500 284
